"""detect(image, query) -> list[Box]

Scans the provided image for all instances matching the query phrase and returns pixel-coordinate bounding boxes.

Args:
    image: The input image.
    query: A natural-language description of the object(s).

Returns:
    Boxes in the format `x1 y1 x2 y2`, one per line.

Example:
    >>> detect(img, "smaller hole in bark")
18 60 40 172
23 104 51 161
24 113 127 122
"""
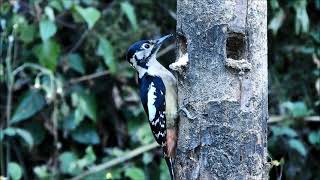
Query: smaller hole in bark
226 32 246 60
177 33 188 57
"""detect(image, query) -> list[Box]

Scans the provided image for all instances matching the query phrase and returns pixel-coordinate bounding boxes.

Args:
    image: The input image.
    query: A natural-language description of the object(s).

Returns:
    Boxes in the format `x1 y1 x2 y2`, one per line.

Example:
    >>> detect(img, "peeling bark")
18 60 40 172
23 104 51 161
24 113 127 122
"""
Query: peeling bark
174 0 269 179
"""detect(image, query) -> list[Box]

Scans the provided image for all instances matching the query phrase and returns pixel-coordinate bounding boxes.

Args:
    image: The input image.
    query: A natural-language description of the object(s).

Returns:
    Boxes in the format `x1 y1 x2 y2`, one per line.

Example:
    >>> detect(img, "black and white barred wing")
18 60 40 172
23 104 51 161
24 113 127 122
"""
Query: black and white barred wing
141 77 167 146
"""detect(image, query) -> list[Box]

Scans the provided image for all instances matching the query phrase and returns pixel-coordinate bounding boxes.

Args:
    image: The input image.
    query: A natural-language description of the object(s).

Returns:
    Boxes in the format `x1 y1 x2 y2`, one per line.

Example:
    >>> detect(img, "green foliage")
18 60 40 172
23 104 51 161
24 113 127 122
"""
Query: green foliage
267 0 320 179
11 90 45 124
0 0 174 178
39 19 57 41
75 6 101 29
59 151 79 175
308 131 320 147
33 40 61 71
268 8 285 35
71 123 100 145
121 2 138 31
23 122 46 145
293 0 309 34
1 128 34 149
72 91 97 122
281 101 310 118
67 53 85 74
97 37 116 74
125 167 145 180
288 139 307 156
271 126 298 138
59 146 96 175
8 162 23 180
33 165 51 179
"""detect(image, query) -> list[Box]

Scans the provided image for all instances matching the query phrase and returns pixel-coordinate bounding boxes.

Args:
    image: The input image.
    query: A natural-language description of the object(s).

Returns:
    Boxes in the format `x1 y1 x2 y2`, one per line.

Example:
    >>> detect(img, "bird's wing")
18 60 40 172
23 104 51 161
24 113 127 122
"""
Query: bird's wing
140 76 167 146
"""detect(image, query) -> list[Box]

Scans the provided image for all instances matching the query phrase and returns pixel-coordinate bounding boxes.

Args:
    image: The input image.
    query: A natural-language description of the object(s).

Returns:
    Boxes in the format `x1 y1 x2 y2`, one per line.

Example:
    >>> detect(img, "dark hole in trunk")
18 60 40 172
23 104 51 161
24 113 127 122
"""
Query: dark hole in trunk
226 32 246 60
177 33 188 58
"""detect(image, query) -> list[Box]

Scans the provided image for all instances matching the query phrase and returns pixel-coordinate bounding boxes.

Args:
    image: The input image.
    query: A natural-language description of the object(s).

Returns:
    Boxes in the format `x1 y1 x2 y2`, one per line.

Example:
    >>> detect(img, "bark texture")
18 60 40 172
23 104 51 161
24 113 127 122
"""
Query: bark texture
174 0 268 179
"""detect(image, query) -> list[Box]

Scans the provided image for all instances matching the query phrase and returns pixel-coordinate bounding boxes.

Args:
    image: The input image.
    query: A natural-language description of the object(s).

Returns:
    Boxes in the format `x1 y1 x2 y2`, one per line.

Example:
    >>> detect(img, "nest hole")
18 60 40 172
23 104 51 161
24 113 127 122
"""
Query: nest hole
177 33 188 57
226 32 246 60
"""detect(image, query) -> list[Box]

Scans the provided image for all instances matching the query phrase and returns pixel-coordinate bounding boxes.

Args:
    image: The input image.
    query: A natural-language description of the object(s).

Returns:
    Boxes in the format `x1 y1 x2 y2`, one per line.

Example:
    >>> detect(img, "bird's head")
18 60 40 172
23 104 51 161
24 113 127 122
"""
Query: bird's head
126 34 173 70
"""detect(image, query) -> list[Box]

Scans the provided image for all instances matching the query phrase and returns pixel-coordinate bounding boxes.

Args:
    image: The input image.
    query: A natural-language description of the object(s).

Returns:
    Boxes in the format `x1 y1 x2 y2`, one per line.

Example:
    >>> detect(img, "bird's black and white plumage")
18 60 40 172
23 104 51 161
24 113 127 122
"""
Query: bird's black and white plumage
139 75 167 145
127 35 178 180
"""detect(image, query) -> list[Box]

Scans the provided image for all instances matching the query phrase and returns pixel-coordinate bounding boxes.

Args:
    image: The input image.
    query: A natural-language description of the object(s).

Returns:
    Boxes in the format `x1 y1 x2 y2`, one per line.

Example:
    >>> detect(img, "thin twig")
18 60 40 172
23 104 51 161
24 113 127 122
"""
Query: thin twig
268 116 320 123
70 142 159 180
55 18 77 29
0 32 4 177
12 63 53 77
4 32 15 179
69 71 110 84
68 30 89 54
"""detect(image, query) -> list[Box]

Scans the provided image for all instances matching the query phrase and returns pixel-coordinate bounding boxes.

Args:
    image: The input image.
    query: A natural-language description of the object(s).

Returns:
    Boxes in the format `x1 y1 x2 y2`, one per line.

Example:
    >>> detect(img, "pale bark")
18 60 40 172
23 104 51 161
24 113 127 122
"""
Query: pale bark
174 0 269 179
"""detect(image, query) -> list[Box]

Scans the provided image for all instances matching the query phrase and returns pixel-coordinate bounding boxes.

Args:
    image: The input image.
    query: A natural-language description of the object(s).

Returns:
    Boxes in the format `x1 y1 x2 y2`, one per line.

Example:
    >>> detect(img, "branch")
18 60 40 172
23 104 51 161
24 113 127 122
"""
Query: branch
68 71 109 84
68 30 89 54
3 33 15 177
70 142 159 180
268 116 320 123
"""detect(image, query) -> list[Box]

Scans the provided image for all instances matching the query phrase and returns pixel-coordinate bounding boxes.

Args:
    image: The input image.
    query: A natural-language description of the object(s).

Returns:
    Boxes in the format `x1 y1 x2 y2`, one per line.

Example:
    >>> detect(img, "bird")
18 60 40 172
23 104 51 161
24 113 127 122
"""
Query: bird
126 34 178 180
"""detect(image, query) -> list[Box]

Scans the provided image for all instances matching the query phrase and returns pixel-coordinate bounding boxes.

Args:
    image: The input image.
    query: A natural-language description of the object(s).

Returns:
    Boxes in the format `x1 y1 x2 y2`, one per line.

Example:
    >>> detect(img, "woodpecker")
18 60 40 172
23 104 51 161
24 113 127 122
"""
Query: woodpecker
127 35 178 180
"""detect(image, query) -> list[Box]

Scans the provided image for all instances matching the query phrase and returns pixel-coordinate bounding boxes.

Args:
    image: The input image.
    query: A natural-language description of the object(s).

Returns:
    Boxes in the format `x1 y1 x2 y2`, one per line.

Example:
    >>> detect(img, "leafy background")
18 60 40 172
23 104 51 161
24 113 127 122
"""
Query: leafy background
0 0 319 179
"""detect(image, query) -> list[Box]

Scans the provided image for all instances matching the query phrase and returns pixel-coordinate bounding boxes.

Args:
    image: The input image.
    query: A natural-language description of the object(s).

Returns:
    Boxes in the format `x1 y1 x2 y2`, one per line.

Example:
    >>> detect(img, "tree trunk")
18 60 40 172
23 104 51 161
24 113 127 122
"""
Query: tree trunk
174 0 268 179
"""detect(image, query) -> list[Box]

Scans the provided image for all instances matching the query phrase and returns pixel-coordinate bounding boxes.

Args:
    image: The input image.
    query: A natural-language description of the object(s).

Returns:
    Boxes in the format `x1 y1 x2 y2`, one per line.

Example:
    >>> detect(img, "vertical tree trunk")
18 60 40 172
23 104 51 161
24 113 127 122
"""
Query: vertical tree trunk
174 0 268 179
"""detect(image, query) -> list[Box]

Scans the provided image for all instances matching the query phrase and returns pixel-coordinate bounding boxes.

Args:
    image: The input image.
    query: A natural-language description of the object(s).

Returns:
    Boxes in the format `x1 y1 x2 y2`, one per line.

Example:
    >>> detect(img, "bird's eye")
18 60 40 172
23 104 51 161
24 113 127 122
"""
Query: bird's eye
144 44 150 49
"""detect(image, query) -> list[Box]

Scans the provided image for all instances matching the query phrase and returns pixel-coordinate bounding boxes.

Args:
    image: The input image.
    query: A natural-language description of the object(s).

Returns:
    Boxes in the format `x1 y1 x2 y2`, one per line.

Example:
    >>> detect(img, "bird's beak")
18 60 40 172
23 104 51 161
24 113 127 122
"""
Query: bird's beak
152 34 173 54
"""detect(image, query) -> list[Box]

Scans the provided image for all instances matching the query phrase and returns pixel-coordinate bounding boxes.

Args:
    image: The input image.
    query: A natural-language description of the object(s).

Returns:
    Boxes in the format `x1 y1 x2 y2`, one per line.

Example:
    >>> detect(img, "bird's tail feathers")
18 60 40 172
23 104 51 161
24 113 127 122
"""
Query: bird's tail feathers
165 156 175 180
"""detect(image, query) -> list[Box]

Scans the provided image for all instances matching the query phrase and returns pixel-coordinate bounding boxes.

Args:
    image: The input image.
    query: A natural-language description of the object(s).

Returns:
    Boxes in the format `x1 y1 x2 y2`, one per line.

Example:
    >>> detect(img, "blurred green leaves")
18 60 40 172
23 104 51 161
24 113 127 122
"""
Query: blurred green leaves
59 151 79 175
9 162 23 180
33 165 51 179
0 0 174 179
67 54 85 74
268 0 310 35
136 123 154 145
72 91 97 122
288 139 307 156
75 6 101 29
11 90 45 124
293 0 309 34
71 123 100 145
33 40 61 71
268 8 285 35
39 19 57 41
97 37 116 74
125 167 145 180
44 6 55 21
17 23 36 43
308 131 320 148
1 128 34 149
281 101 310 118
59 146 96 175
24 122 46 145
121 2 138 31
271 126 298 138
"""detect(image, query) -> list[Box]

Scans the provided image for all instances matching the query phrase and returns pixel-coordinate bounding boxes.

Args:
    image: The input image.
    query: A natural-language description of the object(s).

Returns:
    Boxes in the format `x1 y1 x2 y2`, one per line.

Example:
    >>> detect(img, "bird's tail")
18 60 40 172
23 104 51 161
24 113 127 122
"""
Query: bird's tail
165 156 175 180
